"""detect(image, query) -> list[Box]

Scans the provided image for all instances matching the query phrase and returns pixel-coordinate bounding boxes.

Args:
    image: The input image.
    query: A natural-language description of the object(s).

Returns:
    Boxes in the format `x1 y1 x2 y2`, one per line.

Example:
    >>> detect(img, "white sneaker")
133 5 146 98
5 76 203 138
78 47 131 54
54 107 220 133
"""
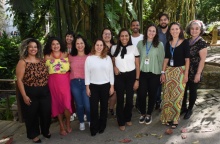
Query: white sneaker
70 113 76 121
79 123 85 131
84 115 87 121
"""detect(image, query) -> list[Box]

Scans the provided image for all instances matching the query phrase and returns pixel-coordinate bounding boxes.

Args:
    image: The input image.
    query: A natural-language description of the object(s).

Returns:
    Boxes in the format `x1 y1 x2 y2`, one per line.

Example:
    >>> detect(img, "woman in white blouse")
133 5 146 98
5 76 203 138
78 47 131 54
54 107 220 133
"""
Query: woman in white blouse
85 38 114 136
111 28 140 131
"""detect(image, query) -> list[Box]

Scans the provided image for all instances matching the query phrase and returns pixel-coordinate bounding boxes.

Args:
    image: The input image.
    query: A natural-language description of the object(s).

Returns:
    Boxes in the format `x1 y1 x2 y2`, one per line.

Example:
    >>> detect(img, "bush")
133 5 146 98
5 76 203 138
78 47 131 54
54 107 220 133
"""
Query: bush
0 95 16 120
0 31 20 89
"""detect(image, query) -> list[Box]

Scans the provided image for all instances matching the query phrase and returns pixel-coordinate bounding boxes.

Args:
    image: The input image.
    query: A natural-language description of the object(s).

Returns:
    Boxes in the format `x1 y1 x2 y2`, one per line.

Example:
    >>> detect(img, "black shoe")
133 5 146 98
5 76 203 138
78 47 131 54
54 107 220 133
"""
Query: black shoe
180 107 188 115
33 138 41 143
184 110 193 119
99 129 104 134
43 133 51 139
145 115 152 125
91 132 96 136
139 115 146 124
155 102 160 110
109 109 115 116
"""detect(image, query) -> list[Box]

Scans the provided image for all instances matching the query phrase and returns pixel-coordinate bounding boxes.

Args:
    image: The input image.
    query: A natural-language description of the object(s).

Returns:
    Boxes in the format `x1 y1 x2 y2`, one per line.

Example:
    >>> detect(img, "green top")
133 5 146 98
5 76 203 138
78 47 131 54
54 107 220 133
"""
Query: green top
137 40 165 74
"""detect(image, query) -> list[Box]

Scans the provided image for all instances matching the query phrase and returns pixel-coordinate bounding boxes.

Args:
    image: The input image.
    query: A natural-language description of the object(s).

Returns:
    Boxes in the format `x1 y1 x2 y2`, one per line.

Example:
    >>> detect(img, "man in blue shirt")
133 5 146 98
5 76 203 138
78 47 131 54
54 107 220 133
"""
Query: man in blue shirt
155 13 169 110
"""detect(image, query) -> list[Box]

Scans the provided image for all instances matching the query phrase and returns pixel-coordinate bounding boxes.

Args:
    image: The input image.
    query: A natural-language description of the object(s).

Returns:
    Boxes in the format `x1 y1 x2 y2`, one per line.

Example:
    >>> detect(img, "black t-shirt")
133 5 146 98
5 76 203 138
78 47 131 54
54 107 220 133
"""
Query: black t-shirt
165 39 190 67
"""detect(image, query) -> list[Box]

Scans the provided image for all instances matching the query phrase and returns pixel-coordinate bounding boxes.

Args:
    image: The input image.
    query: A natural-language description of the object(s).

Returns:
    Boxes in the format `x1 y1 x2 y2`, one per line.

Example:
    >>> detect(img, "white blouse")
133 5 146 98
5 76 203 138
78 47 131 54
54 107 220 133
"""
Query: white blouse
85 55 114 85
111 45 139 72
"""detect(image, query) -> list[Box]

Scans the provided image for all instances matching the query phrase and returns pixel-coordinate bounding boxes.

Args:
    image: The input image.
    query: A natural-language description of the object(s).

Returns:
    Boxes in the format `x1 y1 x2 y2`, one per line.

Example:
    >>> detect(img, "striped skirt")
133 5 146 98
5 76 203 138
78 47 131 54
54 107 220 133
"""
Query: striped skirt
160 66 186 123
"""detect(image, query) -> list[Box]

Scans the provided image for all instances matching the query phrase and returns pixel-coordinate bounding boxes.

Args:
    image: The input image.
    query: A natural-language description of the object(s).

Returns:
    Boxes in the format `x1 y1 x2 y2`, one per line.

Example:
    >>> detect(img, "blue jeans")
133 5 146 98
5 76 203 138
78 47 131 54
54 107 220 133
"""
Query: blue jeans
70 79 90 123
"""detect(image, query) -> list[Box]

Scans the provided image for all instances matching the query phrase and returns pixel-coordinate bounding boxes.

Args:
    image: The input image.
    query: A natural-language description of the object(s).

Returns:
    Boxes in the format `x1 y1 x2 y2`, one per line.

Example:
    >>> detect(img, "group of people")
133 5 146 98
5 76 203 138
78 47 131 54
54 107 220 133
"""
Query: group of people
16 13 207 143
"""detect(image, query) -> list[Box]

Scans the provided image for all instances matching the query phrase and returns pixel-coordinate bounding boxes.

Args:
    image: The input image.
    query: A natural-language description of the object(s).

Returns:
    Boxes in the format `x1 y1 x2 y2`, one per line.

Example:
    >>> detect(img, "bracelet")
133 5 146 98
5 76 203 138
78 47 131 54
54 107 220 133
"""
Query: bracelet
161 71 165 74
135 78 139 81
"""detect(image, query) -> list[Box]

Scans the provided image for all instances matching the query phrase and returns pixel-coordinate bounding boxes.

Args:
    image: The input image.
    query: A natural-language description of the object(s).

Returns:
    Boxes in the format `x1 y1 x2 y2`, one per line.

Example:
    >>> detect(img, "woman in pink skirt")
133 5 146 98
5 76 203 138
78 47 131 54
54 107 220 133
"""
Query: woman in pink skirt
44 37 72 136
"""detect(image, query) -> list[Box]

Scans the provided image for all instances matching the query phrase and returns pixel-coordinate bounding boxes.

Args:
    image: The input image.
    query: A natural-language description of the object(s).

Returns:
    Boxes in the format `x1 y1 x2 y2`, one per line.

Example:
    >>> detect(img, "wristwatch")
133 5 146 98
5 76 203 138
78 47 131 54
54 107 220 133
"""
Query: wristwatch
161 71 165 74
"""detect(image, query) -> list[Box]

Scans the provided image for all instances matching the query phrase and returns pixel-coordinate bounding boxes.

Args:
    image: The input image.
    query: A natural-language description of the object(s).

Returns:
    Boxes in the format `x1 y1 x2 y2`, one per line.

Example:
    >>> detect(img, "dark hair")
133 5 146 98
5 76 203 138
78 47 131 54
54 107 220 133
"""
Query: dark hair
43 37 66 55
113 28 132 57
91 38 108 58
65 31 75 38
167 22 185 41
143 23 159 47
185 20 205 36
158 13 169 20
19 38 43 59
131 19 140 25
70 35 90 56
101 28 115 45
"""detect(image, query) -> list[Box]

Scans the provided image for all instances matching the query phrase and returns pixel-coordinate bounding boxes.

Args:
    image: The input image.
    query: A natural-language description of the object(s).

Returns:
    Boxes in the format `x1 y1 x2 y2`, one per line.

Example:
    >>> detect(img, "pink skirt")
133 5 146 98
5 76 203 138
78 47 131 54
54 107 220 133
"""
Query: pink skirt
48 73 72 117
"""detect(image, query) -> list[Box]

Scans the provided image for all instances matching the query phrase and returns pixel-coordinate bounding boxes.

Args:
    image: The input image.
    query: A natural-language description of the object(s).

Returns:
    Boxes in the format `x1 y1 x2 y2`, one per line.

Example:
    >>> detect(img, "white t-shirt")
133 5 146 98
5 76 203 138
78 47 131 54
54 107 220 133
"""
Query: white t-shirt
111 45 139 72
131 34 144 47
85 55 114 85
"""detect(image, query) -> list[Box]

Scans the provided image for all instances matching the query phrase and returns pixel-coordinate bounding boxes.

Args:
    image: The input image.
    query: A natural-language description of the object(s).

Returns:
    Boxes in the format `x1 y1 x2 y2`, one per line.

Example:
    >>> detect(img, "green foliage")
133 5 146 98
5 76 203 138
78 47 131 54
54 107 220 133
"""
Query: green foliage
0 31 20 85
0 95 16 120
7 0 51 40
196 0 220 24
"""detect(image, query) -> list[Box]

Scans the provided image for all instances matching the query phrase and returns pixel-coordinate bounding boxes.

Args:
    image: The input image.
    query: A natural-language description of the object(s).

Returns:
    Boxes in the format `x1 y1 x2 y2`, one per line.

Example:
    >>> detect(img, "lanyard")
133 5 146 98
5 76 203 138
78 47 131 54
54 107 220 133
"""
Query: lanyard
169 39 179 58
189 36 200 46
146 42 152 56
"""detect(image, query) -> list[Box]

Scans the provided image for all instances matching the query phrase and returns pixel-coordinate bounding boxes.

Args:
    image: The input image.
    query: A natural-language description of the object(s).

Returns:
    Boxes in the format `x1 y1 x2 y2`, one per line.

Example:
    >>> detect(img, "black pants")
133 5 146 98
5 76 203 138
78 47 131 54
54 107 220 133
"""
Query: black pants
115 70 136 126
89 83 110 134
20 85 51 139
182 81 198 110
138 72 160 115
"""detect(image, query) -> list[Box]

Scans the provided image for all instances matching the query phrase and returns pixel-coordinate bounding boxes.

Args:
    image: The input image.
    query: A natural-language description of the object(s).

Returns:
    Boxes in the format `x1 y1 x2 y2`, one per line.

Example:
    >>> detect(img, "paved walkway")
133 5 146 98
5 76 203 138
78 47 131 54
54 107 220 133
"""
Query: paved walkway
3 89 219 144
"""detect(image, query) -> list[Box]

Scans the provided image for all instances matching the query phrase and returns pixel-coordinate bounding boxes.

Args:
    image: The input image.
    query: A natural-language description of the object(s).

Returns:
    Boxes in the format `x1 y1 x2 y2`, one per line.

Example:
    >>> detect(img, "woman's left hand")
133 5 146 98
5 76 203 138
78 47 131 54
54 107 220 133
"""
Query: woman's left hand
194 73 201 83
183 74 188 83
109 86 114 96
133 80 139 90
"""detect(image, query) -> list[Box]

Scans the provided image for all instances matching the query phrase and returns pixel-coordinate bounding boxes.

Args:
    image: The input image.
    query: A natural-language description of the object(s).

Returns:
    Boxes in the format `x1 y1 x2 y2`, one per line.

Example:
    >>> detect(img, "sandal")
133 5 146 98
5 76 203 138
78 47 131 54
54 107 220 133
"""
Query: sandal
60 130 67 136
171 123 178 129
166 121 173 126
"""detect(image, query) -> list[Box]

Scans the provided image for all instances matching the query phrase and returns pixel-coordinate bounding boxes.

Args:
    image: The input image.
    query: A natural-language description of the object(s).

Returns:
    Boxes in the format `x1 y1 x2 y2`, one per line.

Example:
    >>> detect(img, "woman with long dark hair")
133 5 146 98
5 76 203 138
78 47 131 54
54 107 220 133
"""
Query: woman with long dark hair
137 24 165 125
44 37 72 136
160 22 190 128
69 35 91 131
111 28 140 131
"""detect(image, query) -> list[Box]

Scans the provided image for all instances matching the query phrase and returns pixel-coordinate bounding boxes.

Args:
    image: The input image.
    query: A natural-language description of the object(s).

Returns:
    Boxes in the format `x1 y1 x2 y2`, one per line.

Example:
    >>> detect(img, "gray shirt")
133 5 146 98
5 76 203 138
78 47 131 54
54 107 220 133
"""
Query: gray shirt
158 27 167 48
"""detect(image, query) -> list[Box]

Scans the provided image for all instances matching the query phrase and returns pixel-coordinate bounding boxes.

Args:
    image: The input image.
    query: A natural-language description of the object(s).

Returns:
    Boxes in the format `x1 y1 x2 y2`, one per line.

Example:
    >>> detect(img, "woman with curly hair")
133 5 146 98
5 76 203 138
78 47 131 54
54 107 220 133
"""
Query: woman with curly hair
16 38 51 143
44 37 72 136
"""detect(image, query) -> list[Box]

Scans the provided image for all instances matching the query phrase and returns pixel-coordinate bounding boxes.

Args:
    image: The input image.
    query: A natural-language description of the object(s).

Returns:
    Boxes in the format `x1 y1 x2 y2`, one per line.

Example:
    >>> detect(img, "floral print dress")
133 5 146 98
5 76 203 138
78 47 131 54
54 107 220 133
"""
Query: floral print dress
46 58 72 117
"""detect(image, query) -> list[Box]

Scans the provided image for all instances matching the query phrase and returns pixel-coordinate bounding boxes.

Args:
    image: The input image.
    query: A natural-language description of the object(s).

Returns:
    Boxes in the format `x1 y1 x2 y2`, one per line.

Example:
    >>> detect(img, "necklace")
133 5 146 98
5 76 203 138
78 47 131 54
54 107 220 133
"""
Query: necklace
52 51 62 59
189 36 200 46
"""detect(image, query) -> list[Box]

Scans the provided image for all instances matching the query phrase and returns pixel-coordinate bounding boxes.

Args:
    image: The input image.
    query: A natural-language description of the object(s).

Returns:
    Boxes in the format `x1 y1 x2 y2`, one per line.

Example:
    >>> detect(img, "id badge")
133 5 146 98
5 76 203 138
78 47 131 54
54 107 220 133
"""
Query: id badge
145 58 150 65
170 59 174 66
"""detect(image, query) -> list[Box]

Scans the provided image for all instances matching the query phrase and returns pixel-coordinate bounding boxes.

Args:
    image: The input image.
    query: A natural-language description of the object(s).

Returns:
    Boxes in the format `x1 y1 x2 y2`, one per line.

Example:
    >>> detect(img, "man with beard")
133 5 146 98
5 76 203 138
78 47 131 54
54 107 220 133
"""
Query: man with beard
130 20 144 113
131 20 144 47
155 13 169 110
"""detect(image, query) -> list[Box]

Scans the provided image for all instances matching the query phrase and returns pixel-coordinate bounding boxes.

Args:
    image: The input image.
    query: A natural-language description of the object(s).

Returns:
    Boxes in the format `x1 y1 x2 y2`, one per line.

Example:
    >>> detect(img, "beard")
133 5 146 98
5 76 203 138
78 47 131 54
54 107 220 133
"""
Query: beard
159 24 168 29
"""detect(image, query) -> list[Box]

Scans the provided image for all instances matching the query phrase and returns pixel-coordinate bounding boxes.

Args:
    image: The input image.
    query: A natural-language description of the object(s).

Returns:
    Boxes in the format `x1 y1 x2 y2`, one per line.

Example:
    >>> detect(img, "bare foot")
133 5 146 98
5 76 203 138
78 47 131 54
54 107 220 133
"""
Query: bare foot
60 130 67 136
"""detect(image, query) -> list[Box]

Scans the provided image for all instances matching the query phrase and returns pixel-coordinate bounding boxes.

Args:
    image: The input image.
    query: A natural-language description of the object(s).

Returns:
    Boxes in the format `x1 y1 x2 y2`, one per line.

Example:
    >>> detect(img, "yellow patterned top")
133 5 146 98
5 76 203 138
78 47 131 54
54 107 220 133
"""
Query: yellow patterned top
46 58 70 74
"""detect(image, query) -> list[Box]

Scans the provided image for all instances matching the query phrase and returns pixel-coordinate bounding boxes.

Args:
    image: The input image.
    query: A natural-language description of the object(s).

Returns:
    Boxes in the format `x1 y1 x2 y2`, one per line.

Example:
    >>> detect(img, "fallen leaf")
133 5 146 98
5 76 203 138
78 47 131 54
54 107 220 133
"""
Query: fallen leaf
134 133 143 138
181 134 187 139
181 128 187 133
150 133 157 136
119 138 132 143
192 140 199 144
157 134 163 139
165 129 173 135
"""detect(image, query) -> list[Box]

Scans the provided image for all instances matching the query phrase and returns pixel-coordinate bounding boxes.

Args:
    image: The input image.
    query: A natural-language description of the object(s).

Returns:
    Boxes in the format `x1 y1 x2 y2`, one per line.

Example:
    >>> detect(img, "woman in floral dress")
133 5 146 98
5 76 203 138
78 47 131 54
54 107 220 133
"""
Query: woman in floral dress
44 37 72 136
